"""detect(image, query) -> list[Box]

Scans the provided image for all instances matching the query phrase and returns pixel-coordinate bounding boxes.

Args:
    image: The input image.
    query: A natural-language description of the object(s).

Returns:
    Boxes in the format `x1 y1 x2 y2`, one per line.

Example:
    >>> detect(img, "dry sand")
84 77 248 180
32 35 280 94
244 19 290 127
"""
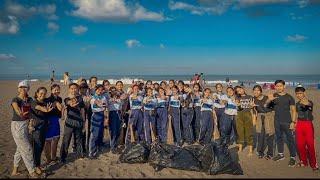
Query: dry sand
1 80 320 178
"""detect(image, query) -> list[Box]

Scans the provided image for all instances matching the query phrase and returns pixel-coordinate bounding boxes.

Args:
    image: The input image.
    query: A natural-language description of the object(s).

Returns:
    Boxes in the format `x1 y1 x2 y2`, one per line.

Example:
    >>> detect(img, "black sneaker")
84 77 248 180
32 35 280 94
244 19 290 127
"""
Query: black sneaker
258 152 264 159
272 154 285 161
288 157 296 167
265 155 273 160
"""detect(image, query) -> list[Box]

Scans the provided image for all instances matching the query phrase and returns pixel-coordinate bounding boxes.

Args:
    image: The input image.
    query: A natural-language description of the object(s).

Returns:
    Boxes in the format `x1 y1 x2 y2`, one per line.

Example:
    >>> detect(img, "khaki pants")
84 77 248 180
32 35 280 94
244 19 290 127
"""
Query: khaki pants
11 121 35 174
256 112 275 135
236 111 253 146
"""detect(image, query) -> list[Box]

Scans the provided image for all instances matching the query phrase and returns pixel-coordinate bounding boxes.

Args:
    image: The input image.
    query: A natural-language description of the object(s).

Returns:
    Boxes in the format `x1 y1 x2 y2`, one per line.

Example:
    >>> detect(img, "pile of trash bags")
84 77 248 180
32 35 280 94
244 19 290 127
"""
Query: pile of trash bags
119 141 243 176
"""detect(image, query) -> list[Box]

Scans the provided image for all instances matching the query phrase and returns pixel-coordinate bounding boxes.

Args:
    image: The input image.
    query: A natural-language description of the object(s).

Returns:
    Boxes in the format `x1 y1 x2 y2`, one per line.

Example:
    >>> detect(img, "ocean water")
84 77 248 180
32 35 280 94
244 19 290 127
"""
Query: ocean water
1 74 320 86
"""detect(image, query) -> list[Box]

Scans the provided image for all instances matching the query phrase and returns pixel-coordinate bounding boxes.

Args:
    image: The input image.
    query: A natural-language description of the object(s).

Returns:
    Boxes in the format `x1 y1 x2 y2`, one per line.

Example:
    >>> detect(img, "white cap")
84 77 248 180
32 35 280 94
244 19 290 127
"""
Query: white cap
18 80 30 88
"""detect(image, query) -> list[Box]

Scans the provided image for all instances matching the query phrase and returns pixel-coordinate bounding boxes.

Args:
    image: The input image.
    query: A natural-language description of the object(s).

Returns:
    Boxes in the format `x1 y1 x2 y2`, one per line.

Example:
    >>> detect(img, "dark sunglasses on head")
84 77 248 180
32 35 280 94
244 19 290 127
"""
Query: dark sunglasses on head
19 86 28 89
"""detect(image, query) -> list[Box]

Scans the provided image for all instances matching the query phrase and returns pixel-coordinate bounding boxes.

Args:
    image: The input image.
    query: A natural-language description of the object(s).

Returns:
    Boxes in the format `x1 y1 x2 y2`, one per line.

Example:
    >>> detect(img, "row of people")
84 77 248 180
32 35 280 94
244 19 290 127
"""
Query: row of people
10 78 318 177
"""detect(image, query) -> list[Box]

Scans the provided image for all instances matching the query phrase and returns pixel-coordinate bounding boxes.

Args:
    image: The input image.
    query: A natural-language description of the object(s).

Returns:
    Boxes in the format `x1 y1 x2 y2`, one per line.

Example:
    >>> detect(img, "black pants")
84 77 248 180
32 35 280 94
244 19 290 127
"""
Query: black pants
257 131 275 156
60 124 84 161
31 125 46 167
275 122 296 157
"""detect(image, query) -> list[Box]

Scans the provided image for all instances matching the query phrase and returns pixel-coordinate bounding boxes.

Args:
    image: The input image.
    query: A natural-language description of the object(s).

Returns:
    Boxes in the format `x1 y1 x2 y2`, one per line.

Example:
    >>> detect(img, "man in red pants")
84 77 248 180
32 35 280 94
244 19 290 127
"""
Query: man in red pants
295 86 319 171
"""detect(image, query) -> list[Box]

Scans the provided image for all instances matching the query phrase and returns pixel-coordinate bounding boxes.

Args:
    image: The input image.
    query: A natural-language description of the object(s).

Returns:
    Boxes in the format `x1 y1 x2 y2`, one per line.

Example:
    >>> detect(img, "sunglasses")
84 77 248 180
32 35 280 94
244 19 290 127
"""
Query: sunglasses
19 86 28 89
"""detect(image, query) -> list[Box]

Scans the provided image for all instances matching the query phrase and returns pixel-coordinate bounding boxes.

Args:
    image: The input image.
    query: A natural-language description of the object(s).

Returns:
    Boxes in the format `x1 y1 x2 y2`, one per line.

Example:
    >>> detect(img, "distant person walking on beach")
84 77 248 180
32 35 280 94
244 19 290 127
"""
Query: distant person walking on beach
11 81 40 178
50 70 55 85
294 86 318 170
63 72 71 86
266 80 297 167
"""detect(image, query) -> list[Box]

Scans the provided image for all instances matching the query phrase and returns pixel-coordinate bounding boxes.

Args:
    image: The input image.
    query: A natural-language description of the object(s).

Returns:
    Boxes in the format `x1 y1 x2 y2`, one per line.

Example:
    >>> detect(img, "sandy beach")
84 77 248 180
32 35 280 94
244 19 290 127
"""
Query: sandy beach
0 80 320 178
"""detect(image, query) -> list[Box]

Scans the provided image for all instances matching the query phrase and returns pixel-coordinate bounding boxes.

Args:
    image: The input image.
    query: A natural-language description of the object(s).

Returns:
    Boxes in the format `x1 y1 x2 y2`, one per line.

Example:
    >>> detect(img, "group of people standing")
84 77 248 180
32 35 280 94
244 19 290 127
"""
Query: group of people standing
10 77 318 177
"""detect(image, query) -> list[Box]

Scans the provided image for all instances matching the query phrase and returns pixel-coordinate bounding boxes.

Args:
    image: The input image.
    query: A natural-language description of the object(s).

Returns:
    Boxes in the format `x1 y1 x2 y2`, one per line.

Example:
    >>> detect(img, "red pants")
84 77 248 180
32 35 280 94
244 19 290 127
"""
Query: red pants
295 120 318 169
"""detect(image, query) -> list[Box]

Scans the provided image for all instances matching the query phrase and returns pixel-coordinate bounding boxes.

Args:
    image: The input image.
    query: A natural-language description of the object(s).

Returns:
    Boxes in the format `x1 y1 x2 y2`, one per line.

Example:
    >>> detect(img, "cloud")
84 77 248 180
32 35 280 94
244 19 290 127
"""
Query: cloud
5 2 57 20
72 25 88 35
69 0 166 22
285 34 307 42
47 22 59 33
297 0 309 8
236 0 289 7
169 0 303 16
0 16 19 34
169 0 232 15
126 39 141 48
160 44 165 49
81 45 96 52
0 53 16 61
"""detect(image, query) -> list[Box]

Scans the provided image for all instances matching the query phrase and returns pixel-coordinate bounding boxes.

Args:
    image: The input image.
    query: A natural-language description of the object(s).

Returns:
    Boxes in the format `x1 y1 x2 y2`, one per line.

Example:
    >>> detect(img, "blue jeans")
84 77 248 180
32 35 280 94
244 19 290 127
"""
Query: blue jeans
170 107 182 144
156 107 168 143
199 111 214 144
125 109 144 146
144 110 156 145
89 111 104 157
109 111 121 151
181 108 194 144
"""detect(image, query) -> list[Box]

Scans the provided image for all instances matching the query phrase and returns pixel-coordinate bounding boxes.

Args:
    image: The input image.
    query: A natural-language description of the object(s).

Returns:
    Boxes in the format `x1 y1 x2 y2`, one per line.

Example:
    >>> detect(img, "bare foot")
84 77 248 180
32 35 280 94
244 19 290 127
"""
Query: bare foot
237 144 243 152
11 166 21 176
35 167 42 175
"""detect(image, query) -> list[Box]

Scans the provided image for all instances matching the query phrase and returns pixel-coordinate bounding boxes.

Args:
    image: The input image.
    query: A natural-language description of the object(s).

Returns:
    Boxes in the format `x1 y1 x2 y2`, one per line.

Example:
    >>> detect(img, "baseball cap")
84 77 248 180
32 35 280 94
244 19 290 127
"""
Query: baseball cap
18 80 30 88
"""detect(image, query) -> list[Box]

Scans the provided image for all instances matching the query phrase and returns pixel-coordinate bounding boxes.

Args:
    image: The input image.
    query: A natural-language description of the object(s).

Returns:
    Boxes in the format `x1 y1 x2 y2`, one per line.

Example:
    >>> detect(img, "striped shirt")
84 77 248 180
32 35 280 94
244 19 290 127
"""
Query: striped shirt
157 97 169 108
90 94 108 113
201 98 214 111
143 96 157 111
169 95 181 108
129 94 143 110
224 96 237 115
193 92 202 107
213 92 228 109
108 98 122 111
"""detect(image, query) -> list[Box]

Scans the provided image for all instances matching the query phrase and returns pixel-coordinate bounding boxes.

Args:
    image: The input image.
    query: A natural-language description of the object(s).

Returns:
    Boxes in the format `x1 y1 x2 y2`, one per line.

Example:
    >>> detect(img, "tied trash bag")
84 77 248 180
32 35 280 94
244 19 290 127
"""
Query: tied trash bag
148 143 201 172
184 144 216 172
208 143 243 175
119 143 150 164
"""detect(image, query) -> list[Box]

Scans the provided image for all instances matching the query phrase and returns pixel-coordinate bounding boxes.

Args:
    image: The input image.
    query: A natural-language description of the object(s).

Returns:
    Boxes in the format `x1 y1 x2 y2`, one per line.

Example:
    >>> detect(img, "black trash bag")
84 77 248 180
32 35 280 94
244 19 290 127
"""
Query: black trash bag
149 143 201 172
184 144 216 172
119 143 150 164
208 144 243 175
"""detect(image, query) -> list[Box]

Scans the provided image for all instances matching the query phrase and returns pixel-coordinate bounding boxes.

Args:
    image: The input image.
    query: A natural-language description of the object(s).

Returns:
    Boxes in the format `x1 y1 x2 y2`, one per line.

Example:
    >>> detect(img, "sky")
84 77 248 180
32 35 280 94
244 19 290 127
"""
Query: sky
0 0 319 76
